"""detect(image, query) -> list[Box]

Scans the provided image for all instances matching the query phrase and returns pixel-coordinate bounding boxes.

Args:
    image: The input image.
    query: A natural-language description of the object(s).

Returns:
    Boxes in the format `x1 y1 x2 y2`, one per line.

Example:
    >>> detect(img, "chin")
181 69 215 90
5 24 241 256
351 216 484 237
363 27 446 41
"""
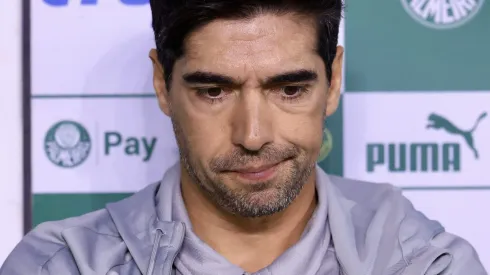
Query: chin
245 187 282 203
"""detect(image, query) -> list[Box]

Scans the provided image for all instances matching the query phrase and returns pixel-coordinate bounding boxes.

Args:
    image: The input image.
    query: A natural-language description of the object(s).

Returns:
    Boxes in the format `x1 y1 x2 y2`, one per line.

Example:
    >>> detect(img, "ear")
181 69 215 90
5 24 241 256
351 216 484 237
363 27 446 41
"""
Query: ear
149 49 171 116
325 46 344 117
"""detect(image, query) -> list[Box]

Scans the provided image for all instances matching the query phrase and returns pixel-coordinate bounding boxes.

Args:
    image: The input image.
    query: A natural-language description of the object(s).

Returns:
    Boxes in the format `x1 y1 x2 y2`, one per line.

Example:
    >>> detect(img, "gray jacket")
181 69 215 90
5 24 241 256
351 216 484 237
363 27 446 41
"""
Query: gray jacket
1 164 486 275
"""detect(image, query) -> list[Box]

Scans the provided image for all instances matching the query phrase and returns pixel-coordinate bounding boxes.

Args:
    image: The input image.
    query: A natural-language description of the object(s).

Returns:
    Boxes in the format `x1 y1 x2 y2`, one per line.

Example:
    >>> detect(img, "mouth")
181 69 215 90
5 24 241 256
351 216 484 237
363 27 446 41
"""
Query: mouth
225 161 285 182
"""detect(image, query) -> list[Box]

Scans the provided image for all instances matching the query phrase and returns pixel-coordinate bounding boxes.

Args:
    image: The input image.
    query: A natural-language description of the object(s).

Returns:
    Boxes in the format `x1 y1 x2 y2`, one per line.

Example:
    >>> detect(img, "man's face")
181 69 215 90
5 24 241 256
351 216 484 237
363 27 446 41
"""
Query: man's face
151 13 343 217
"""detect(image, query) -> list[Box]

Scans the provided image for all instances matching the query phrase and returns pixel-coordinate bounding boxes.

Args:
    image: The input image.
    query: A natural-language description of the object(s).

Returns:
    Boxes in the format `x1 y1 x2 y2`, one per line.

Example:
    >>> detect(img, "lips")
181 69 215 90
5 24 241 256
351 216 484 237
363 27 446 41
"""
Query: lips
232 163 279 173
227 162 282 181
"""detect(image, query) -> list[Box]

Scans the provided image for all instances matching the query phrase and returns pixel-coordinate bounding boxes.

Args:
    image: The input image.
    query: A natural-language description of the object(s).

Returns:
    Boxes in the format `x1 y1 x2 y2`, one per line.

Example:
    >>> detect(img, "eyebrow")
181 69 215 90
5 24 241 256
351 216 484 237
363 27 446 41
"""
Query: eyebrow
263 69 318 86
182 71 236 86
182 69 318 86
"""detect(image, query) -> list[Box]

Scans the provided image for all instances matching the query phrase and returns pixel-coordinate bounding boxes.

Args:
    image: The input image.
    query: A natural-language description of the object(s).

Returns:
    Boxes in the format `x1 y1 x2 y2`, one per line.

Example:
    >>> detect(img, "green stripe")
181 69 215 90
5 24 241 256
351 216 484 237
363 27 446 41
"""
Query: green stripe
32 94 156 99
33 193 132 227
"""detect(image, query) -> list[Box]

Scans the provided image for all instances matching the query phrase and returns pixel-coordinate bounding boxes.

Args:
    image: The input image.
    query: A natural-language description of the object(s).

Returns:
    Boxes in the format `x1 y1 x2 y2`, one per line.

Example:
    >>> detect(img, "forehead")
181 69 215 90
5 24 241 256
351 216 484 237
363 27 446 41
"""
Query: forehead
180 13 321 77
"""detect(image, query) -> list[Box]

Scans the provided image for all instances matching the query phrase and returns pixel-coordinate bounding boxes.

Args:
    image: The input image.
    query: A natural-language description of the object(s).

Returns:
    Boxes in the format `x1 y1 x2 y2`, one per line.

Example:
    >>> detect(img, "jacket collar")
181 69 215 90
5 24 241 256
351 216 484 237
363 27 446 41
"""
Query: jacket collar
105 163 443 275
105 164 185 274
105 163 361 274
169 165 335 275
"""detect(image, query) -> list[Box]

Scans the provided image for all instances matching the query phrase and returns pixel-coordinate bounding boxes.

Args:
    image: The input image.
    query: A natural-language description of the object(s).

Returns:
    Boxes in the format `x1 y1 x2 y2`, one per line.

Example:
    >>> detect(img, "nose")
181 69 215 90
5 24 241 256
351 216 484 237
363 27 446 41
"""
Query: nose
231 91 273 152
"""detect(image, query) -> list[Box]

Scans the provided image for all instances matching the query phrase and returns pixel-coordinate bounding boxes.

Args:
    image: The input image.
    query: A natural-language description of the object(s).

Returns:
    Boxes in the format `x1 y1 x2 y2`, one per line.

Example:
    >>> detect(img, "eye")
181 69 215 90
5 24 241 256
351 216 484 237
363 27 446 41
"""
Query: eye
273 85 311 102
195 87 232 104
281 86 303 97
198 87 225 98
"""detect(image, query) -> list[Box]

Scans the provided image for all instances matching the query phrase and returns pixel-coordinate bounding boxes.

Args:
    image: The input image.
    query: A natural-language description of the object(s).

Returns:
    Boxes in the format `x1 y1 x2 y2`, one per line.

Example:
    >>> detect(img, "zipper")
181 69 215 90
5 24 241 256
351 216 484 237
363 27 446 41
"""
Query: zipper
162 222 186 275
146 229 165 275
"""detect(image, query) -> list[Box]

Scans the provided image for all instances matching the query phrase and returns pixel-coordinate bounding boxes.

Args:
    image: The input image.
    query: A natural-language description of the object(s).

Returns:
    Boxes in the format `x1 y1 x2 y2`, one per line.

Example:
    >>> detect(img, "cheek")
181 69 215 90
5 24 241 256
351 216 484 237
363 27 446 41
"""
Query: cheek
277 97 326 154
280 114 324 154
172 98 230 162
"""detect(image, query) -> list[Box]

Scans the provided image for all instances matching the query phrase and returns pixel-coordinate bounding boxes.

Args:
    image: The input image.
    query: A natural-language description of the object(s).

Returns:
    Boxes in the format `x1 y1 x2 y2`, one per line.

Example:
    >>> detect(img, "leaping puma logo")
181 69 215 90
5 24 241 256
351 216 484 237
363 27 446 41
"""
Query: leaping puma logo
427 112 487 159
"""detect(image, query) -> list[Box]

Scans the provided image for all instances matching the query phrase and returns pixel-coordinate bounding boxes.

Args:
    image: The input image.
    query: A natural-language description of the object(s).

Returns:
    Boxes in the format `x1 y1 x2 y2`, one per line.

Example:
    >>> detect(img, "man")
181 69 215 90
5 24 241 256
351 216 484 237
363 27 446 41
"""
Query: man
1 0 486 274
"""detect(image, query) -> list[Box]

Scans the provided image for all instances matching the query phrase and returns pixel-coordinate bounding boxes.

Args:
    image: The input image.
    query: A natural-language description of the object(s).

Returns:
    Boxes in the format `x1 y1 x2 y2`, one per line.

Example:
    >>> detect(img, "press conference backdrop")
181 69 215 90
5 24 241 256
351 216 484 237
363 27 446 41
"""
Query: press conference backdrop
32 0 489 269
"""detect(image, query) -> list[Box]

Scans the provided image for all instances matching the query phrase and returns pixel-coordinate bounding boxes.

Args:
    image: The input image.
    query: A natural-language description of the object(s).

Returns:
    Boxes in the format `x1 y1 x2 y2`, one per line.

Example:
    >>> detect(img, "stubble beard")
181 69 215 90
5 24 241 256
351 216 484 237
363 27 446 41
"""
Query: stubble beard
171 118 315 218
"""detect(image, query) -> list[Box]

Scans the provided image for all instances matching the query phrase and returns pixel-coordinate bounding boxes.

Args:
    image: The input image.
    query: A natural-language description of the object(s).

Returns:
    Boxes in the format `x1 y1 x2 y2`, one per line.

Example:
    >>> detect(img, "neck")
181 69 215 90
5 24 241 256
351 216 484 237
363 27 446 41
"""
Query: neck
180 169 318 273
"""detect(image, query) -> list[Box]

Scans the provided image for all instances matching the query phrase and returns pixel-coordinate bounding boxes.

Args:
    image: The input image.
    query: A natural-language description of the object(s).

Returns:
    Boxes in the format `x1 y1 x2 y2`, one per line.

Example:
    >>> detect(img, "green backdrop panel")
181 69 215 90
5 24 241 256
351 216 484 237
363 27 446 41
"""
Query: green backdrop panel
345 0 490 92
32 193 132 227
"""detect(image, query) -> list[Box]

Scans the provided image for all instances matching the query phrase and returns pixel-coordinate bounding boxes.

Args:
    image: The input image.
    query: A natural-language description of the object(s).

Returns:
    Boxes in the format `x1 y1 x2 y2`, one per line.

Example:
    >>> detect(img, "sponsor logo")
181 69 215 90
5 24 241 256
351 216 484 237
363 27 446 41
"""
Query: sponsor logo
401 0 485 29
43 0 148 6
104 131 157 162
318 127 333 162
45 121 91 168
366 112 487 173
426 112 487 159
45 120 158 168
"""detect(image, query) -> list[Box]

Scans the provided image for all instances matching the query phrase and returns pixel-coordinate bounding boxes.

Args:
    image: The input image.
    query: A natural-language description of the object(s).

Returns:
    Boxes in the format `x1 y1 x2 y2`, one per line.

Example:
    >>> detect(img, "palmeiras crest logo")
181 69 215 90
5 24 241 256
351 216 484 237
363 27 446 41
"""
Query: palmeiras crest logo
318 127 333 162
401 0 485 29
44 121 91 168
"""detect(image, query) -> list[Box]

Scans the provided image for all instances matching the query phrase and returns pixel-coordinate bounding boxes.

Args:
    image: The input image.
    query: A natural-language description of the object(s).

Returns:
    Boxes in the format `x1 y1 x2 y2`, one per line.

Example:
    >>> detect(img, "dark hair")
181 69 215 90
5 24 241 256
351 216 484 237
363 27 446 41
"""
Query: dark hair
150 0 344 89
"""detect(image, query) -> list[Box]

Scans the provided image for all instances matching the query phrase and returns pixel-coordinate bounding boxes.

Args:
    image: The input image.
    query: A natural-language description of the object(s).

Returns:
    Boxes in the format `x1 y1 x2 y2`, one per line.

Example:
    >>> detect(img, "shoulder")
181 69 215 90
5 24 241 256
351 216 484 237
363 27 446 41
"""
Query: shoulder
327 174 406 211
327 174 443 237
326 175 486 273
0 208 122 274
